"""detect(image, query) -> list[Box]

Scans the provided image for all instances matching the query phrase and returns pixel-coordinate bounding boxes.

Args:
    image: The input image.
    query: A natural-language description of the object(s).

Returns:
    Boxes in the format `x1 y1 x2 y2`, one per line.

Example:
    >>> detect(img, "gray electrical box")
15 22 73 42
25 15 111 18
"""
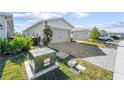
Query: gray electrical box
29 47 56 73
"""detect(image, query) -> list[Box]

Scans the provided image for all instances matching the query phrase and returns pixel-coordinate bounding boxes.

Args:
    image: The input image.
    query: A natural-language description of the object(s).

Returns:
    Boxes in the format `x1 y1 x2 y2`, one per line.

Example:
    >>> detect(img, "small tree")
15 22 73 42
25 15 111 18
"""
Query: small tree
112 33 117 36
42 21 53 46
89 27 100 42
99 30 108 36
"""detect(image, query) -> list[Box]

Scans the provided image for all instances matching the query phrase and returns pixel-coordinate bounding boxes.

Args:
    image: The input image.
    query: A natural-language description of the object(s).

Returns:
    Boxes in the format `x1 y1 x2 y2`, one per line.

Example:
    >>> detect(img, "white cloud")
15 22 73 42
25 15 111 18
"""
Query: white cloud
74 25 82 28
13 12 67 32
92 21 124 29
85 21 124 32
74 25 86 28
14 23 30 32
74 12 89 18
13 12 89 32
105 21 124 28
13 12 66 20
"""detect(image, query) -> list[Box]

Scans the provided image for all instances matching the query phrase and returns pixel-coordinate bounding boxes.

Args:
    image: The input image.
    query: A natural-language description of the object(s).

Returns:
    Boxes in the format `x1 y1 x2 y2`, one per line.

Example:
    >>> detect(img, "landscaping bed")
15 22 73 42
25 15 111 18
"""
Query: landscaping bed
77 40 118 49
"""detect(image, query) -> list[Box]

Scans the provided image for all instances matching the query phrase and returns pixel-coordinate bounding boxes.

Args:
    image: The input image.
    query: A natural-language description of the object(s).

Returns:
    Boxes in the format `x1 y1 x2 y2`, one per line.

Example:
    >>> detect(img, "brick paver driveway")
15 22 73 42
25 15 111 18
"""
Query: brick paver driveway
49 42 117 72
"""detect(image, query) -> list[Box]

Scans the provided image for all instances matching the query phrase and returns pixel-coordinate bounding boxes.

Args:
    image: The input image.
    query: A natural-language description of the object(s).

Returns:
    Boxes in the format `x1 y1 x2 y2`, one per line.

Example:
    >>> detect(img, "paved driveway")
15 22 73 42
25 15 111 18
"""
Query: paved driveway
49 42 106 58
49 42 117 72
82 48 117 72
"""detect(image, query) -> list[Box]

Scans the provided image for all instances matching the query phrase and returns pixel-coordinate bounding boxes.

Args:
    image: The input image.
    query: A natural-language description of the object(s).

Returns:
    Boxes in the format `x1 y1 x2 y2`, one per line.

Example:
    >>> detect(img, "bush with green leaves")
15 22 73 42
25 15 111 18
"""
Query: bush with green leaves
89 27 100 42
0 39 9 55
99 30 108 36
111 33 117 36
0 35 32 55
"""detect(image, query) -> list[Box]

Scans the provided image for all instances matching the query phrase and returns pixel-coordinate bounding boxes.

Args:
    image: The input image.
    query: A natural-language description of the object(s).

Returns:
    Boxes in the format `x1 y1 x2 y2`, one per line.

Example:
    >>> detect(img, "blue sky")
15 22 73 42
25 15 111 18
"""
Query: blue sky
10 12 124 33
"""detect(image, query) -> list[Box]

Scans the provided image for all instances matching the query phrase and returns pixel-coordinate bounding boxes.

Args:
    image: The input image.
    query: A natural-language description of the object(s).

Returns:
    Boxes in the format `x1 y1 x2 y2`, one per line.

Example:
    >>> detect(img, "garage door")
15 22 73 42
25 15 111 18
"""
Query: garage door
50 29 70 43
72 31 87 40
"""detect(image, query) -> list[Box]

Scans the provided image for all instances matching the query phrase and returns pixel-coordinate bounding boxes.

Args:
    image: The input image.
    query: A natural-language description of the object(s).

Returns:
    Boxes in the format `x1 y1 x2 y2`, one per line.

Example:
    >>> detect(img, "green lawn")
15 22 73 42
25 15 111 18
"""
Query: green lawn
0 53 29 80
68 58 112 80
0 53 113 80
39 58 112 80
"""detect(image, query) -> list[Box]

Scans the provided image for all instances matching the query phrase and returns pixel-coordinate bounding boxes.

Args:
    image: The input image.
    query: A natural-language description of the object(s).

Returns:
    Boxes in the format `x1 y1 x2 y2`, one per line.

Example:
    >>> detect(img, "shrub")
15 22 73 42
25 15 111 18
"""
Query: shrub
0 35 32 55
42 21 53 46
0 39 10 55
111 33 117 36
99 30 108 36
121 36 124 40
89 27 100 42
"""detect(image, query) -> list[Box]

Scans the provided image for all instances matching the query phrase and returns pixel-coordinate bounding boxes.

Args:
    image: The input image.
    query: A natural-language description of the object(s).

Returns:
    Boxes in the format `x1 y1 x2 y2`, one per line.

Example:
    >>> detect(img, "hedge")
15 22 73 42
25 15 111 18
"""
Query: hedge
0 35 32 56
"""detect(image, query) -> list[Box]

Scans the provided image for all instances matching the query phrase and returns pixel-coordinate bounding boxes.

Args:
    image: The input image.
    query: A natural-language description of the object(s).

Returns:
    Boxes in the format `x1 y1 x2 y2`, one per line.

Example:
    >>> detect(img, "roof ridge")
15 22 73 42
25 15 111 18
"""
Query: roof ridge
23 17 73 32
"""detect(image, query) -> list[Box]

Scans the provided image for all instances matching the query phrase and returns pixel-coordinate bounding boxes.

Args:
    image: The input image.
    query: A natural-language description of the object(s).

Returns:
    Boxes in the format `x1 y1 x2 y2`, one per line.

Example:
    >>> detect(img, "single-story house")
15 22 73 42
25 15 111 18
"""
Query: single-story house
71 28 90 41
0 13 14 38
23 18 90 45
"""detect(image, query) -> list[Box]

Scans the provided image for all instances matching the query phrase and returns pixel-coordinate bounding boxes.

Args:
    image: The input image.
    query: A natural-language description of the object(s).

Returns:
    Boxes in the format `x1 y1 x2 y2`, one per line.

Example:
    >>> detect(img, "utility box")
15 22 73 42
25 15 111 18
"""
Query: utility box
29 47 56 73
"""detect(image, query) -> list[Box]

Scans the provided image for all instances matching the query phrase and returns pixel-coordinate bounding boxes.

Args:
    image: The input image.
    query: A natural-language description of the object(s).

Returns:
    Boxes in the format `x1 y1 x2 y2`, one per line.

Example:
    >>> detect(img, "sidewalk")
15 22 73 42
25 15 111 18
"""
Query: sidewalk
113 40 124 80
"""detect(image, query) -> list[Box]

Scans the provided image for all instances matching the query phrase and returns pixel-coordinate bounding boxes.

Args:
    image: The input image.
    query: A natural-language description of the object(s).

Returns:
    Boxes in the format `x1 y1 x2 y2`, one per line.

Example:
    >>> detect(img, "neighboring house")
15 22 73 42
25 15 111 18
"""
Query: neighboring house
23 18 90 45
23 18 74 45
0 13 14 38
71 28 90 41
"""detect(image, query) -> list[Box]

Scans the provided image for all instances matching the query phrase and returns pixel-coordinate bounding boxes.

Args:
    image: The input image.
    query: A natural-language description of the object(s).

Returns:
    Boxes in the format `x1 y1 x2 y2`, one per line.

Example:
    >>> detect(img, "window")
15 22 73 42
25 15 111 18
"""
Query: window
0 24 2 30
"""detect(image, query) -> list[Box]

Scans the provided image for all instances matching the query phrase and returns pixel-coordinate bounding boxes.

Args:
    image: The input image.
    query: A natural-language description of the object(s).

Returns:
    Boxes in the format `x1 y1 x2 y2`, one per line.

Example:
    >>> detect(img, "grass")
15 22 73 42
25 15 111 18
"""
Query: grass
38 57 113 80
74 58 112 80
77 40 106 48
0 53 113 80
1 60 28 80
0 52 29 80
